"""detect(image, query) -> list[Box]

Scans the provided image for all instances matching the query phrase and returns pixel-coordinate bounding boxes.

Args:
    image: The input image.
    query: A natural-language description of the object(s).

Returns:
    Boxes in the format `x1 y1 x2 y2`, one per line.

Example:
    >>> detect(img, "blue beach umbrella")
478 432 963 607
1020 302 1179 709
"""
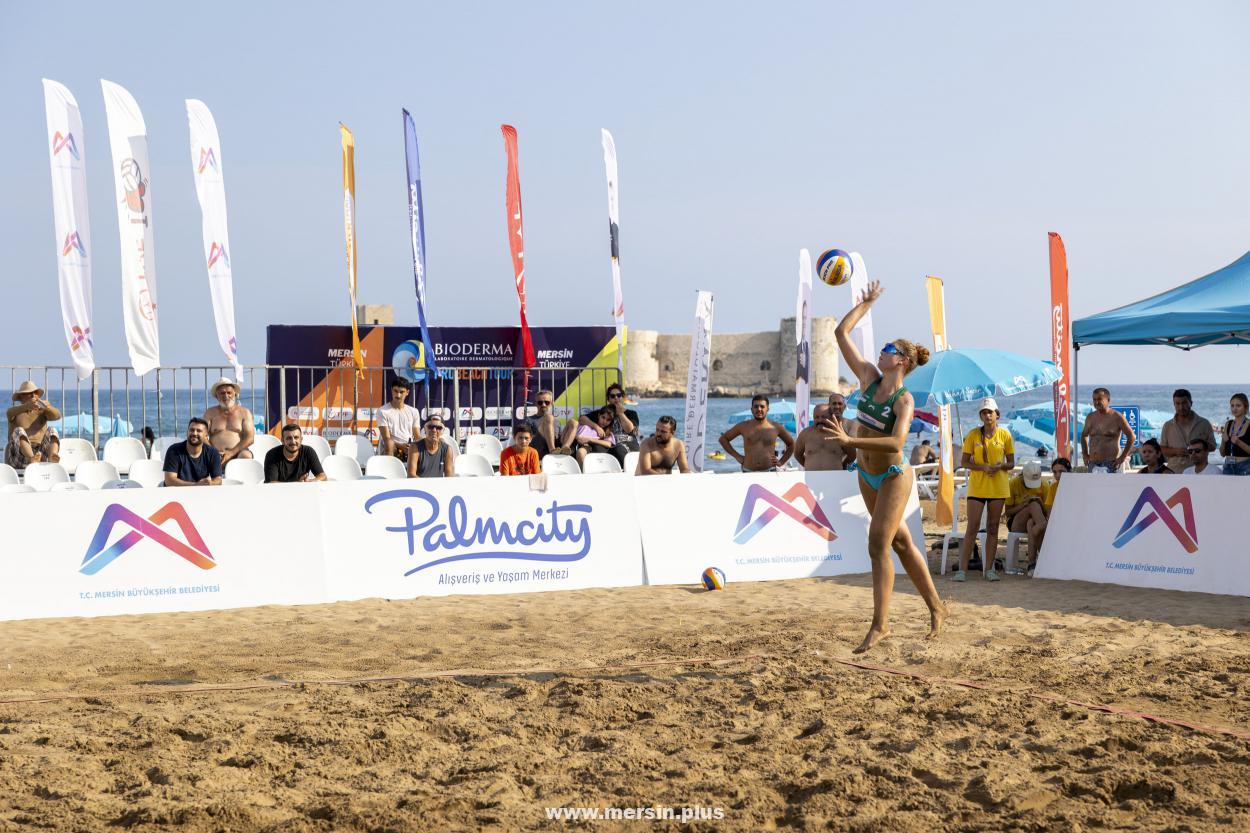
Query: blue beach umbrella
901 349 1062 407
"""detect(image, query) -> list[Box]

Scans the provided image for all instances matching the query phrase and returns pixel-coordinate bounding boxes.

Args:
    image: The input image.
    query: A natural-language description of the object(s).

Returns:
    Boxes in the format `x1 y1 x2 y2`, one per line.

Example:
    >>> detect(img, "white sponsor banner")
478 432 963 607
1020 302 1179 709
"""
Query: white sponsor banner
101 80 160 375
795 249 813 433
683 291 714 472
0 487 326 621
636 471 923 586
319 477 644 599
601 129 625 367
186 100 243 380
1036 474 1249 596
42 79 95 381
848 252 874 360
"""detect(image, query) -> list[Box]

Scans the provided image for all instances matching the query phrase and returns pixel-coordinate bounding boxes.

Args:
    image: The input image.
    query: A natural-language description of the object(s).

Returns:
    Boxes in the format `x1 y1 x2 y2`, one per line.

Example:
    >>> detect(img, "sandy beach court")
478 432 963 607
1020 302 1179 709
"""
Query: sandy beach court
1 573 1248 832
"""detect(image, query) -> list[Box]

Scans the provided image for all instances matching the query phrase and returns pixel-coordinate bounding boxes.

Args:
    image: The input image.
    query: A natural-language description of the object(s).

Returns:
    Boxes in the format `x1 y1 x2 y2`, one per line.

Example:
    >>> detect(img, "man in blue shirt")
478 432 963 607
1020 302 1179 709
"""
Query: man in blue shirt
162 418 224 486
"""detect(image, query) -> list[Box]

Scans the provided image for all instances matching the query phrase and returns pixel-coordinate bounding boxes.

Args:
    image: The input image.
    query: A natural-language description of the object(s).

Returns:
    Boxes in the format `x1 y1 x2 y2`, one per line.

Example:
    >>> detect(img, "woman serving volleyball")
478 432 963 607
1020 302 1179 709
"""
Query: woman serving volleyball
819 280 948 652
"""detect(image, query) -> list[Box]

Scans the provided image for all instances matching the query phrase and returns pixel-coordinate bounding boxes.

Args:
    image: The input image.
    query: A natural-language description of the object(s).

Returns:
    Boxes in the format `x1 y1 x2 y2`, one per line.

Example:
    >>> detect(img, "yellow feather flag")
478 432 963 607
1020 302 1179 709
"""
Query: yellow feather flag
926 276 955 526
340 123 363 375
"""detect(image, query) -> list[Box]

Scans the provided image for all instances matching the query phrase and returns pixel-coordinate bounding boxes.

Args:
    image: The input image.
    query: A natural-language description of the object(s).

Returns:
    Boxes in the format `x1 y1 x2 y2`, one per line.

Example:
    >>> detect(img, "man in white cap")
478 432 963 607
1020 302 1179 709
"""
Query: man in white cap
5 380 61 469
203 377 255 465
1005 459 1048 571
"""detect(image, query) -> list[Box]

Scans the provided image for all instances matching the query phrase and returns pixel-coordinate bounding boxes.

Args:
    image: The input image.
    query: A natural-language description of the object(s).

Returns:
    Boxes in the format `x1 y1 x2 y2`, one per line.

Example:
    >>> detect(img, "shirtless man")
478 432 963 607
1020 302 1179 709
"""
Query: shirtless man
1080 387 1133 472
636 416 691 474
203 377 254 464
794 404 851 471
719 394 794 472
530 390 560 459
5 380 61 469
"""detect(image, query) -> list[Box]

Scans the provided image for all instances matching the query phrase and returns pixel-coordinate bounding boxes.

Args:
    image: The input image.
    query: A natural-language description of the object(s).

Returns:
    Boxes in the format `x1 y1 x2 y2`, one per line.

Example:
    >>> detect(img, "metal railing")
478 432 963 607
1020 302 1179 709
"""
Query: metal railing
0 364 623 452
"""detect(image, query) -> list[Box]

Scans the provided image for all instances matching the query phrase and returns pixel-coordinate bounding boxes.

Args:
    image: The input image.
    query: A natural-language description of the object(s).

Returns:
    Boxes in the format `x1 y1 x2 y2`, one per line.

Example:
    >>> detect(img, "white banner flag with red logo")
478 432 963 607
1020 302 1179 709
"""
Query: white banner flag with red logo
795 249 813 434
102 80 160 375
186 100 242 380
684 290 715 473
42 79 95 380
849 251 874 360
601 129 625 368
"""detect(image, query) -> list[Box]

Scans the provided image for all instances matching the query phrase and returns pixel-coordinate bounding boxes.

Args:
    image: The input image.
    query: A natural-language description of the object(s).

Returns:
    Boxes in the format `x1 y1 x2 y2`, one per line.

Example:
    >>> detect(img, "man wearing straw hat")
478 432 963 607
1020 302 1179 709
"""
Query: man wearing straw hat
5 380 61 470
203 377 255 464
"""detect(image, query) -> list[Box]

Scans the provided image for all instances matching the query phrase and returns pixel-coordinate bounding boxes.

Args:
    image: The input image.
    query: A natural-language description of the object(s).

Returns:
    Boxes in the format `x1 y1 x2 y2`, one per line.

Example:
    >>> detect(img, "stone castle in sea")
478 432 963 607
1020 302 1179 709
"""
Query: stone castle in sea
625 317 841 398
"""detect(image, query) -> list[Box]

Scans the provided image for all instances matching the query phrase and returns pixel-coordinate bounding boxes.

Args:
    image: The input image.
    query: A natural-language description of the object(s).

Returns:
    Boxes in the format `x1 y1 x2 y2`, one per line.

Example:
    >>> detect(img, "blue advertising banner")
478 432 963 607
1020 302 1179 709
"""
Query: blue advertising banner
264 324 619 442
402 110 438 376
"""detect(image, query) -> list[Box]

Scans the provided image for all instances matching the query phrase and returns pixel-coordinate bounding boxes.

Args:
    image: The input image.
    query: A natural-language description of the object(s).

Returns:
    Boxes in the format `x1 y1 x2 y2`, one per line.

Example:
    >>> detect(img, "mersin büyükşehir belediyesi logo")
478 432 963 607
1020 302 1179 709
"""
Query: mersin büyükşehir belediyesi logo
734 483 837 545
79 503 216 575
365 489 591 575
1112 486 1197 554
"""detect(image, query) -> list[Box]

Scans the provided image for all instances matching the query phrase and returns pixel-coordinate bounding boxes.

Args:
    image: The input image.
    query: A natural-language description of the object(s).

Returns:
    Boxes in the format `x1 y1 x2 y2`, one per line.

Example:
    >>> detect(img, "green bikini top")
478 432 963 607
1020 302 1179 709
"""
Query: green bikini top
856 379 907 434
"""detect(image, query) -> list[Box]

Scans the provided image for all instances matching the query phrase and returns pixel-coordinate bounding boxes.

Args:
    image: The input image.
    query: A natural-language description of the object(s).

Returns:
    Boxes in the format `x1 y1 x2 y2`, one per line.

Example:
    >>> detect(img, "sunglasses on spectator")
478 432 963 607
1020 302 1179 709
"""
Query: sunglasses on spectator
426 424 444 431
608 392 624 399
536 399 552 406
880 343 902 356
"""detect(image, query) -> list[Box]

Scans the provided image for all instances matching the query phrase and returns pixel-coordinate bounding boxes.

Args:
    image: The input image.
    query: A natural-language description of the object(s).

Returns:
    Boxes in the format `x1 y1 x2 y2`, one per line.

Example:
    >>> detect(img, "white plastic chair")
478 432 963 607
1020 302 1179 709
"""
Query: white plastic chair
624 451 641 475
365 455 408 479
127 458 166 488
149 436 181 461
0 464 19 486
334 435 375 467
51 482 88 492
321 455 363 481
57 438 98 475
939 484 989 575
1004 533 1029 574
22 462 69 492
301 435 332 463
1 484 36 494
224 458 264 485
74 460 120 490
464 434 504 467
542 454 582 476
102 479 143 489
102 437 147 475
582 453 623 474
455 453 495 478
250 434 281 462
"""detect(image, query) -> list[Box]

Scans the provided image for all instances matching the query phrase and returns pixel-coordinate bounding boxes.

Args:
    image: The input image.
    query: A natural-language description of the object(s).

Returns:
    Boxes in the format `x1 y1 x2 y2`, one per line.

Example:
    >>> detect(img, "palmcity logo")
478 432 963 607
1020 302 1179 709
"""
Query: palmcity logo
79 503 216 575
364 489 591 575
734 484 837 545
61 231 86 258
1112 486 1197 554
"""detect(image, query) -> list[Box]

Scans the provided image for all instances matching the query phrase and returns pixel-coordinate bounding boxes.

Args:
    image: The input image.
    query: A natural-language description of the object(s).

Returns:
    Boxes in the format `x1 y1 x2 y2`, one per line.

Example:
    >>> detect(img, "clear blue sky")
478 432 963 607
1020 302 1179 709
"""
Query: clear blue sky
3 1 1249 384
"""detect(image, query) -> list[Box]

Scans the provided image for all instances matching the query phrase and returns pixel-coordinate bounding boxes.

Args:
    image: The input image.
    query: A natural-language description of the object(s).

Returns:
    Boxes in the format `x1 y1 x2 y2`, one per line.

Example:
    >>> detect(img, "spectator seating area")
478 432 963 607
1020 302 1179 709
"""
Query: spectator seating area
0 435 672 489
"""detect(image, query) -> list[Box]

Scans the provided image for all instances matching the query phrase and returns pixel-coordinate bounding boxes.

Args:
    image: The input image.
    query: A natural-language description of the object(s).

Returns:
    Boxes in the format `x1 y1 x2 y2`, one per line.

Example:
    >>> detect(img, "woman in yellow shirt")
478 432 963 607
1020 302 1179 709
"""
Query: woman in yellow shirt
954 397 1014 582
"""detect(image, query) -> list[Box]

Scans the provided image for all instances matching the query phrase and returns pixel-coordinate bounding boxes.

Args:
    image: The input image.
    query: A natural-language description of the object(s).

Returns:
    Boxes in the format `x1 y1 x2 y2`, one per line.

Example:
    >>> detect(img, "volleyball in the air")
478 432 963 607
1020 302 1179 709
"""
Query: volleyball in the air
816 248 853 287
701 567 727 591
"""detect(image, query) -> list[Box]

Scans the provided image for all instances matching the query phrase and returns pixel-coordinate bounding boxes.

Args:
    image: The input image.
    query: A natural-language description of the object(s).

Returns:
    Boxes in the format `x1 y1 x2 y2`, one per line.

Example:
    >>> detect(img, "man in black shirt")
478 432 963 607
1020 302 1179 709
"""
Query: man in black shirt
163 418 223 486
264 424 327 483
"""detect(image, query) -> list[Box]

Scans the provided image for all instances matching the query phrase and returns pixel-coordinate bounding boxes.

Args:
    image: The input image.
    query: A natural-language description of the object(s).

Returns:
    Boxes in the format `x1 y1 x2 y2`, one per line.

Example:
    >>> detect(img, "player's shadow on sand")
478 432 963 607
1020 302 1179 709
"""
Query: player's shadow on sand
816 571 1250 633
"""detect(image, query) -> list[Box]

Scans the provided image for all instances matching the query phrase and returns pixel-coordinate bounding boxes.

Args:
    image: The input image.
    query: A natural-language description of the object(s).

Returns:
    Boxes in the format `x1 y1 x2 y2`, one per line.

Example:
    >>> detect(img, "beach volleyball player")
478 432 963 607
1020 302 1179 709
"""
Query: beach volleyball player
819 281 948 652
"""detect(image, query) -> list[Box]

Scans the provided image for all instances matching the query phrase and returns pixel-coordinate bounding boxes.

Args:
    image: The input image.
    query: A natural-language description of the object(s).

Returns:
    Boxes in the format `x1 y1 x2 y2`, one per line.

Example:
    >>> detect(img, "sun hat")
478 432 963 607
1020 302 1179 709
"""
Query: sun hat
979 397 1000 415
12 380 44 400
1022 459 1042 489
211 377 240 398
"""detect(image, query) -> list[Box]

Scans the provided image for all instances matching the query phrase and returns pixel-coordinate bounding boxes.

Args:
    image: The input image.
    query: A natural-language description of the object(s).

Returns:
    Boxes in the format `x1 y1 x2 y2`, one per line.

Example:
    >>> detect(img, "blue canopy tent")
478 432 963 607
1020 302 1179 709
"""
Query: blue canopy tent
1071 249 1250 462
